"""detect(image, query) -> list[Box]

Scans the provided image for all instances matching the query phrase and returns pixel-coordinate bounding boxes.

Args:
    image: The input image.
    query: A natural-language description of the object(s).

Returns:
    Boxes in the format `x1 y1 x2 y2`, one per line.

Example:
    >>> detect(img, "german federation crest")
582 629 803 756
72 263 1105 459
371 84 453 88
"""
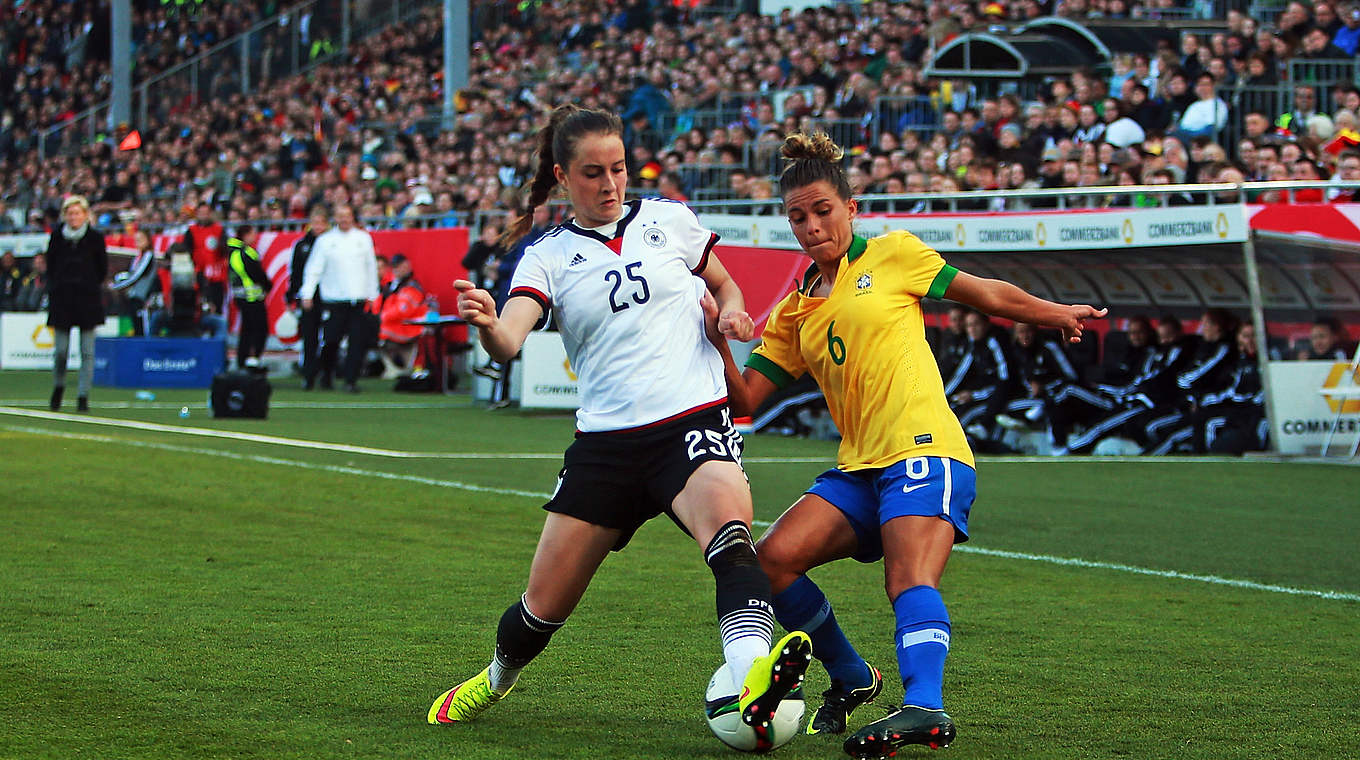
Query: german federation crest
643 227 667 248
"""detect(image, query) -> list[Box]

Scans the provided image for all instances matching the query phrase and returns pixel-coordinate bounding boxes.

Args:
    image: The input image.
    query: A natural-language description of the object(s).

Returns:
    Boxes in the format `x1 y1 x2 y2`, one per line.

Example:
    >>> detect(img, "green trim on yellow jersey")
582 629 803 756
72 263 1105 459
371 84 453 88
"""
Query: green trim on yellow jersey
747 352 797 389
845 235 868 263
926 264 959 300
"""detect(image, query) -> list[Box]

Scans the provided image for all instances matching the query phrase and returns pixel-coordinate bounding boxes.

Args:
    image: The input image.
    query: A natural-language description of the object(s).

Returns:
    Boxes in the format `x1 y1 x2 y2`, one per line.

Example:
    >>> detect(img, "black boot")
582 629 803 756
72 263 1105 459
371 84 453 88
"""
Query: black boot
77 396 89 412
50 387 63 411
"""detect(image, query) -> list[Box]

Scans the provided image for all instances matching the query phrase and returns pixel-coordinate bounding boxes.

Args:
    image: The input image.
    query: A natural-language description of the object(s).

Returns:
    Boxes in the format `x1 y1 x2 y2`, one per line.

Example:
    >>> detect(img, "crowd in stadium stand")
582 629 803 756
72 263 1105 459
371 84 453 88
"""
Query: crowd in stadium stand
6 1 1360 230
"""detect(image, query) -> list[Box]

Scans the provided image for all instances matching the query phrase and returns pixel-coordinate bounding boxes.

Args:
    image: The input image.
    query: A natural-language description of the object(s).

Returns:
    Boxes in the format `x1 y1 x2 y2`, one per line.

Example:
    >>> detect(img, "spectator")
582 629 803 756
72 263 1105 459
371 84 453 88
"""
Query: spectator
108 229 159 336
1334 4 1360 55
1144 309 1242 453
461 222 505 293
1281 85 1322 137
299 204 379 393
182 203 228 317
945 310 1019 453
1064 315 1196 455
1158 322 1268 454
15 253 49 312
1300 25 1349 58
377 253 426 378
288 204 329 384
1298 315 1352 359
0 251 21 310
1176 73 1230 141
1290 158 1329 201
1102 98 1147 148
0 202 18 233
1329 150 1360 199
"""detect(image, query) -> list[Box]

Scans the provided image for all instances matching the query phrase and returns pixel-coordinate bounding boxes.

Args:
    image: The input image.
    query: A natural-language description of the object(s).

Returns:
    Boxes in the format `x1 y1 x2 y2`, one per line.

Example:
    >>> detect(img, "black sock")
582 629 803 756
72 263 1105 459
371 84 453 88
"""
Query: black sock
494 595 565 670
705 521 775 671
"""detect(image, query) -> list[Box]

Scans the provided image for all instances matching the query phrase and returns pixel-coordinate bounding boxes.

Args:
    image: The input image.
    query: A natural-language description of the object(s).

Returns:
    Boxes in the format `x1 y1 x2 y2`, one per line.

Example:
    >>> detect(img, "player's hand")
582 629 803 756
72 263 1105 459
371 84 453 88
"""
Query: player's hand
1060 305 1107 344
454 278 497 329
301 298 313 311
718 309 754 341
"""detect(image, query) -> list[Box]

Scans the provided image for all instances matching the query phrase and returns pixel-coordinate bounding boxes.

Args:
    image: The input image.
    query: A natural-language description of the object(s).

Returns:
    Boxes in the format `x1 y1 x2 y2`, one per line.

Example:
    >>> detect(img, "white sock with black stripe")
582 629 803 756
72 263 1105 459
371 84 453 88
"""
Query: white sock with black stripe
705 520 775 683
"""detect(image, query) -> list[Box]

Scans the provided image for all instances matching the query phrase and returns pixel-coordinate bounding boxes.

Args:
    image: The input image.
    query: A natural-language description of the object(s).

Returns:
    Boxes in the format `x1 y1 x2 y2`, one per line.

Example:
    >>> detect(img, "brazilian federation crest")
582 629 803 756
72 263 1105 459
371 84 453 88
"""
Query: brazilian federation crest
856 272 873 291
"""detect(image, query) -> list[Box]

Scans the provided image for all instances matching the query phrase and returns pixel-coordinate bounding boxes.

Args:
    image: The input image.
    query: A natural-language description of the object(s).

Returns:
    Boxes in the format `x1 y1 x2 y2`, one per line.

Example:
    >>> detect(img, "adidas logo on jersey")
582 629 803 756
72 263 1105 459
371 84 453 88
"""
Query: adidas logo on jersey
569 252 587 267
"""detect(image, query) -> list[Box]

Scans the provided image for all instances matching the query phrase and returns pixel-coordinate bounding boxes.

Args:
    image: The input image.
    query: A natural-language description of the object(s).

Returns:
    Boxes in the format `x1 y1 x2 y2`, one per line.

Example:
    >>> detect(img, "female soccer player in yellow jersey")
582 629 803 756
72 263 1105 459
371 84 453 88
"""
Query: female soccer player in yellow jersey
710 133 1105 758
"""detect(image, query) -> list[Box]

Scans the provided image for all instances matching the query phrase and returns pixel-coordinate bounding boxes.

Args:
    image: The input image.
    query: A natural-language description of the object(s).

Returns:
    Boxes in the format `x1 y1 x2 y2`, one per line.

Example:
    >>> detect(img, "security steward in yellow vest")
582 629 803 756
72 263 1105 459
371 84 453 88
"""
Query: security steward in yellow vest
227 228 272 370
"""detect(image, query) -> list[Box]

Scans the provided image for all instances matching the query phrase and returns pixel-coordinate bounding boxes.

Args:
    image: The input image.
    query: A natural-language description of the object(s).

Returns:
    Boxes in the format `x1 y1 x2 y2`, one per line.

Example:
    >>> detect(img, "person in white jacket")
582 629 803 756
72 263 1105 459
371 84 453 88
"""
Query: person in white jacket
299 204 378 391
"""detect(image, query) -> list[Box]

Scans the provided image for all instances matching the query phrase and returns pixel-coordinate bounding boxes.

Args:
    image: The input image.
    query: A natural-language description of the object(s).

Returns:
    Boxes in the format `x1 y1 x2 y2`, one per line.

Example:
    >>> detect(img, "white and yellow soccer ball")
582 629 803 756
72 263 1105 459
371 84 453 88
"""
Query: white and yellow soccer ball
703 663 804 753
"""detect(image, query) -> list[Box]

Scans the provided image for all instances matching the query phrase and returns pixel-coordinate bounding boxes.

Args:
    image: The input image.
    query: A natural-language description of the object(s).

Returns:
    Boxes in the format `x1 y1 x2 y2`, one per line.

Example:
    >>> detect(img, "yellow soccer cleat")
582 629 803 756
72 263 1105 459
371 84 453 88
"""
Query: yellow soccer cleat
739 631 813 730
427 667 511 724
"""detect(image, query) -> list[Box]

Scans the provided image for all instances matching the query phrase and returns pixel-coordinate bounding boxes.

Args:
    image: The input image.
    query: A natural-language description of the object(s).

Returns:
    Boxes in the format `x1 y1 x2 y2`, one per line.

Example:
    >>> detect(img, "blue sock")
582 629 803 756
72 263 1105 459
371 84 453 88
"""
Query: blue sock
892 585 950 710
773 575 872 688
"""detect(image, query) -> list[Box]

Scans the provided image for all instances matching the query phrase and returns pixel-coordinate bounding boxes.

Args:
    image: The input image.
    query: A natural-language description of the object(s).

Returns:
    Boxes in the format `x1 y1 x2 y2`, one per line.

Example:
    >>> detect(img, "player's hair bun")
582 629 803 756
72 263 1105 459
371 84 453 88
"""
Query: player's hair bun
781 132 844 163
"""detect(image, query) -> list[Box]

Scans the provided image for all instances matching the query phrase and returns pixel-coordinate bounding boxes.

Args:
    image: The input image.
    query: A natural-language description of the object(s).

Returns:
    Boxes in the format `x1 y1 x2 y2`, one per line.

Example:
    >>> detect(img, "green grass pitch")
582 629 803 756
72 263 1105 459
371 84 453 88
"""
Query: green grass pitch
1 370 1357 760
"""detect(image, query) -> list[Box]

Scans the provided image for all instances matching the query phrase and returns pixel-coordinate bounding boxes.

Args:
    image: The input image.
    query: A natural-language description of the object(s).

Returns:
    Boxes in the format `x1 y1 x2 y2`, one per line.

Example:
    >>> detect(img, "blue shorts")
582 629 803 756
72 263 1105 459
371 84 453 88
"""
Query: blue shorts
806 457 976 563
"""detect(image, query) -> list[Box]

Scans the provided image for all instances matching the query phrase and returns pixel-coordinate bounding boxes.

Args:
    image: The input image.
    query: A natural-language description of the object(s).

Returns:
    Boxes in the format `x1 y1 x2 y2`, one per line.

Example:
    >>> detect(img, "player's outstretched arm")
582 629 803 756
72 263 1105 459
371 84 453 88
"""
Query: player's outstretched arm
702 291 776 417
943 271 1107 344
700 255 755 341
454 279 540 362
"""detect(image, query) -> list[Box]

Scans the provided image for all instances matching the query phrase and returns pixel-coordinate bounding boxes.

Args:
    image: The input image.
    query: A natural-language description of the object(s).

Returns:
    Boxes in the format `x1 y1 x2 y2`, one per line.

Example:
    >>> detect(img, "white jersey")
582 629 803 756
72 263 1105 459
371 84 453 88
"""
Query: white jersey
509 198 727 432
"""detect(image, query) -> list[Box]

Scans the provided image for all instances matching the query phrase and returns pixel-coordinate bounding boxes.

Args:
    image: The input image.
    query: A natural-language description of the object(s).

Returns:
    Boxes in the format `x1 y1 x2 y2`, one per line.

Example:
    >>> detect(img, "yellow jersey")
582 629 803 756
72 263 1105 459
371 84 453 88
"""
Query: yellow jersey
746 231 975 471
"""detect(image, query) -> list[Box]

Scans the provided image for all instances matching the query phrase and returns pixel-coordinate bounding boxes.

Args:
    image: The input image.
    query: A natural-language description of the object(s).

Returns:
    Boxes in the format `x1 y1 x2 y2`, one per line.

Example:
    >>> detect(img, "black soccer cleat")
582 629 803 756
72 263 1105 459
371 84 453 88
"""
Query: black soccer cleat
843 705 956 758
808 664 883 735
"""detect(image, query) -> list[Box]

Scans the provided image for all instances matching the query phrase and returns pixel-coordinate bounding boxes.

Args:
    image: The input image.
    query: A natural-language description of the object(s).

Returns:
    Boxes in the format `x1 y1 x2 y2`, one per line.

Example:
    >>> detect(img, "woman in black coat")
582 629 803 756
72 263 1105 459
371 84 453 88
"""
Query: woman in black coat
45 195 108 411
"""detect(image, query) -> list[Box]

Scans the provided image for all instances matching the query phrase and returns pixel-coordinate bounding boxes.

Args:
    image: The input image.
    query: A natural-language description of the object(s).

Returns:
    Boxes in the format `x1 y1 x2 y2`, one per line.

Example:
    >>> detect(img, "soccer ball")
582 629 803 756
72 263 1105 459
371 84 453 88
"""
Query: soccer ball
704 663 804 753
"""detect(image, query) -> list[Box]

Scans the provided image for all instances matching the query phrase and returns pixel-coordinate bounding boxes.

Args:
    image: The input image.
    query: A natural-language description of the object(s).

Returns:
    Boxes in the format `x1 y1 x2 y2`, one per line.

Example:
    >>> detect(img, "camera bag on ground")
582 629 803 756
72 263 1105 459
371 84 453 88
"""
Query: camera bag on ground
211 370 271 418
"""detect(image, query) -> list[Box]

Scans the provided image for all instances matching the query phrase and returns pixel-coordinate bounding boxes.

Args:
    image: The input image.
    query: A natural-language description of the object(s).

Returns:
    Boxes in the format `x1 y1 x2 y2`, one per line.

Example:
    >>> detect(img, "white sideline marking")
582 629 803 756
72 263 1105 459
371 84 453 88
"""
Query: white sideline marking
949 545 1360 602
7 421 1356 604
755 518 1358 603
2 424 553 500
0 406 560 459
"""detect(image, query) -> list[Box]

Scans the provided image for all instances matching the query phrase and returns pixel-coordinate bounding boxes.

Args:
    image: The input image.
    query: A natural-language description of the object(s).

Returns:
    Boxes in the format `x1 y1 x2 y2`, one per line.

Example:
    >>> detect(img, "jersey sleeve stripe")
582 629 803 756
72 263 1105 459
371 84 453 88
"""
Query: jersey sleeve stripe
691 232 720 274
925 264 959 300
745 353 798 389
509 286 551 314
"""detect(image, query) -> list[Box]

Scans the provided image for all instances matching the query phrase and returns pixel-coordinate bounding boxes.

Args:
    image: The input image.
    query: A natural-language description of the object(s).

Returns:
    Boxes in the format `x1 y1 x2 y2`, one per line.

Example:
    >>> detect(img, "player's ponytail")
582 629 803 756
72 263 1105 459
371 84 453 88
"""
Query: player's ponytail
501 105 624 248
778 132 853 201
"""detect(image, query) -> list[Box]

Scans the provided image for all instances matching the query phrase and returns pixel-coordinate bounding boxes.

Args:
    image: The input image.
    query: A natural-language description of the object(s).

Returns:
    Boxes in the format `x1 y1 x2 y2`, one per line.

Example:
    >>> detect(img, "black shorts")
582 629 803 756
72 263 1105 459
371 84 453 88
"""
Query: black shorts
544 403 745 551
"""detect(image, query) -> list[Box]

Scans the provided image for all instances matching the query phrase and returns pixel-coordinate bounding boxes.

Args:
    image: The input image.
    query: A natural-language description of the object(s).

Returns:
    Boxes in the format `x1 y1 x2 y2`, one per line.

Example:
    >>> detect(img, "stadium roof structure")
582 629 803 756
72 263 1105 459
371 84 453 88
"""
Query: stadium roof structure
1016 17 1113 62
923 31 1109 80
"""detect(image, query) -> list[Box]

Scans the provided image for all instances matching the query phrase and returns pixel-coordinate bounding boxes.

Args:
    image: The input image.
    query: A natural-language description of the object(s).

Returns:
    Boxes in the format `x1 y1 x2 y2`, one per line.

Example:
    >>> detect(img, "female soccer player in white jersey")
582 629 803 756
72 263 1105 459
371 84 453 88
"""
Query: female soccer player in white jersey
427 105 811 743
709 133 1104 757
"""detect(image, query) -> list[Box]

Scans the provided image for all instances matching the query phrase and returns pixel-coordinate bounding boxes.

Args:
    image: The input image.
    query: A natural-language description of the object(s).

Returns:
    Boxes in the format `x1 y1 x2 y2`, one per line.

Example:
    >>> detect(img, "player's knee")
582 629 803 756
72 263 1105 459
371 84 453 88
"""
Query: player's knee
755 532 804 588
